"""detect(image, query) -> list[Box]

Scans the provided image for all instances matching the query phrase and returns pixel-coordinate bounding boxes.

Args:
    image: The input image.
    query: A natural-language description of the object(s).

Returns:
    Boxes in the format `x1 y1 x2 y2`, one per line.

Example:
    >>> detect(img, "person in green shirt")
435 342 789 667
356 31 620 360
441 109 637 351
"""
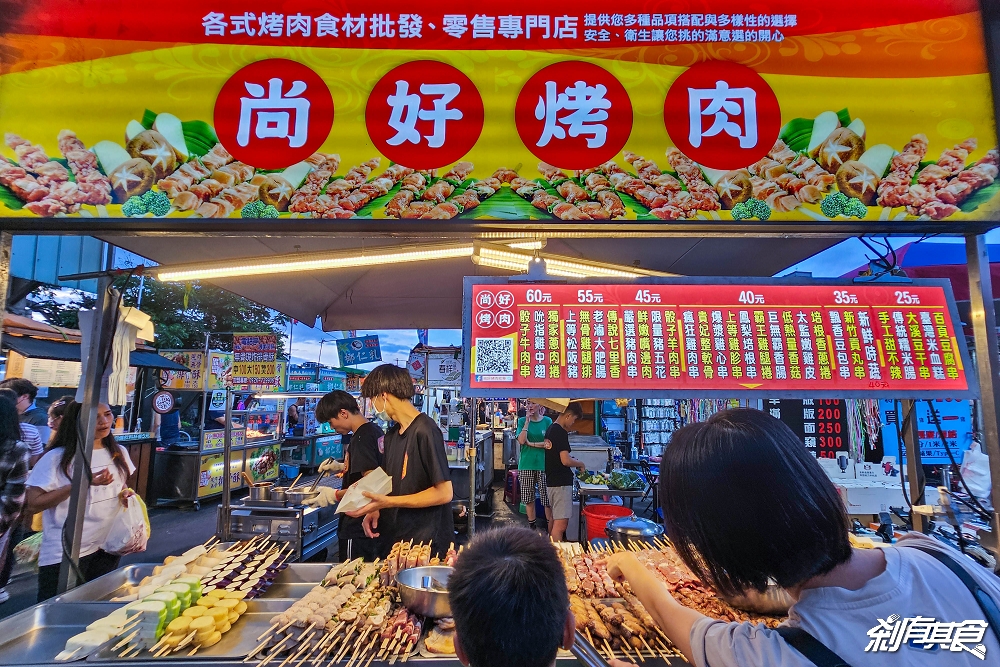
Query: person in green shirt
516 401 552 531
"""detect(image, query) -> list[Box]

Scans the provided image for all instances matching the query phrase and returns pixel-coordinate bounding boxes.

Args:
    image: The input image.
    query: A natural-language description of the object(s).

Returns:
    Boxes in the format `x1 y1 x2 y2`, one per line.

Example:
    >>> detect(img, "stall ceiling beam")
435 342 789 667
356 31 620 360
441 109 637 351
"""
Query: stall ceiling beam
96 235 842 329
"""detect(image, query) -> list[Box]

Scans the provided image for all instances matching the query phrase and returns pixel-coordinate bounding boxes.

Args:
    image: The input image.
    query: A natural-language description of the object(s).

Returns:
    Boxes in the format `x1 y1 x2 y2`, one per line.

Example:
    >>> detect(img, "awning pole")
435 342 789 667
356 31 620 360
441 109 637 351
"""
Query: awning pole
965 235 1000 569
901 400 927 532
222 385 233 542
58 273 116 593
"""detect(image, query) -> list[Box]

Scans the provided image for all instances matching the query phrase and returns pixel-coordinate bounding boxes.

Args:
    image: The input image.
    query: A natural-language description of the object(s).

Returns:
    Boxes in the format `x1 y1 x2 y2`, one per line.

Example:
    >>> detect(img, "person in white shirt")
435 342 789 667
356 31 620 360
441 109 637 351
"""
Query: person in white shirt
606 409 1000 667
25 401 135 602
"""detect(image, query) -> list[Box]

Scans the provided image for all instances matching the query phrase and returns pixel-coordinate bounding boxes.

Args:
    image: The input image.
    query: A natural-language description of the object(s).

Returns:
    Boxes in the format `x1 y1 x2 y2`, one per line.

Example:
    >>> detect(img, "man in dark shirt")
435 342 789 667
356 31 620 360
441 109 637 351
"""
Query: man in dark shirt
307 391 384 561
0 378 50 443
544 402 586 542
348 364 454 557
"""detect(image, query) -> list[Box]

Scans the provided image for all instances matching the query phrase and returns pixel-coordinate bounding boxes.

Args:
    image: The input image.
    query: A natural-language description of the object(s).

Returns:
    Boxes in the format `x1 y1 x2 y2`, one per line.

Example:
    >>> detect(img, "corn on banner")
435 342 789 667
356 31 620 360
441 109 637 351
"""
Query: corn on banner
0 0 997 225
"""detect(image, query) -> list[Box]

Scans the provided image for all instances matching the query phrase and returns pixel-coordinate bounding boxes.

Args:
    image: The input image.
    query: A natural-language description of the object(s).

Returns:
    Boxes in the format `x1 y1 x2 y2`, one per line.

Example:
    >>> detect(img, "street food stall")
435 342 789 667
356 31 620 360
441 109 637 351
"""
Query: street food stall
1 313 190 502
278 391 344 473
2 0 1000 662
152 349 286 508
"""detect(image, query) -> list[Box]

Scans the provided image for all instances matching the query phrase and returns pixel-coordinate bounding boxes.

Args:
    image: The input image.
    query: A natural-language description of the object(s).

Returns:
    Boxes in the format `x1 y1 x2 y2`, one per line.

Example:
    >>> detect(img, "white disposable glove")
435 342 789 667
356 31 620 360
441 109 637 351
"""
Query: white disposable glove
318 458 345 474
302 486 339 508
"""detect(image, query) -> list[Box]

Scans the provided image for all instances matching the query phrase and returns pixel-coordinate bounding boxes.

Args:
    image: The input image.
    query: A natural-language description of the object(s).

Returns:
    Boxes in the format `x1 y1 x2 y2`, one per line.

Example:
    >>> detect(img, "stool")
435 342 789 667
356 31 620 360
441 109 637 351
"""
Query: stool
504 470 519 504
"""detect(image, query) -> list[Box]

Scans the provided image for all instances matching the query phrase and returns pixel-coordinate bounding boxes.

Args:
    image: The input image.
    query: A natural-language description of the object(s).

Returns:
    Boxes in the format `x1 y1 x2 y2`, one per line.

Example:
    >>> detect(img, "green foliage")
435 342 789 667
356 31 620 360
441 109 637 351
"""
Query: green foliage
117 277 289 353
27 279 289 355
26 288 97 329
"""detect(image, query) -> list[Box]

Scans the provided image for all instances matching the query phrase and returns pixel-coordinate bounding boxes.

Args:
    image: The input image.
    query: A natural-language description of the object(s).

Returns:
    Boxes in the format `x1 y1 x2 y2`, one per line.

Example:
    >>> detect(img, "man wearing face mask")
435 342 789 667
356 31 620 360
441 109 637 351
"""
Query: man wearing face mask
348 364 454 557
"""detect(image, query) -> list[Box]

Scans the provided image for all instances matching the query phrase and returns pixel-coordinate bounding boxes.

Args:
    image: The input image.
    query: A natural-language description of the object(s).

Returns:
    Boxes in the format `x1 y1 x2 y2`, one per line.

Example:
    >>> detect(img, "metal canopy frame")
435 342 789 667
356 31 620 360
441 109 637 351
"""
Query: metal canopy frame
460 275 980 401
1 0 1000 586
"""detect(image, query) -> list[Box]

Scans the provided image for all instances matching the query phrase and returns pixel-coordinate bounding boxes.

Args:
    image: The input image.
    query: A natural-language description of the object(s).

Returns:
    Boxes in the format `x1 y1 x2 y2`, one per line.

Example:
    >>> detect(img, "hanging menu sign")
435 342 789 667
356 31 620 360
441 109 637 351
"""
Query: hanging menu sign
462 278 976 399
764 398 850 458
231 333 278 386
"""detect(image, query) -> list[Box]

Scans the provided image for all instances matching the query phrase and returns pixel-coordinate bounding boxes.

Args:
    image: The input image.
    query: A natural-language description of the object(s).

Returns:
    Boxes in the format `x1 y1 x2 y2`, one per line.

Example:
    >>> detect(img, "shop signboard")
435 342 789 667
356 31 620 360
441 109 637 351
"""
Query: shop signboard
4 352 82 387
0 2 997 233
427 351 463 388
232 333 278 386
208 352 287 392
245 443 280 483
315 434 344 462
877 398 974 464
202 427 246 453
463 277 977 399
337 336 382 366
160 351 207 390
763 398 850 459
198 451 246 498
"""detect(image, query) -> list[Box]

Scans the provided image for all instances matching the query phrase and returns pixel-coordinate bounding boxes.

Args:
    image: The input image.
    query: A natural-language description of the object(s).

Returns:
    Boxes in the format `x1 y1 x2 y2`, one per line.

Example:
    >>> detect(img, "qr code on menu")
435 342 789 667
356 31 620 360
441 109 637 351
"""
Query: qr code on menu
475 337 514 376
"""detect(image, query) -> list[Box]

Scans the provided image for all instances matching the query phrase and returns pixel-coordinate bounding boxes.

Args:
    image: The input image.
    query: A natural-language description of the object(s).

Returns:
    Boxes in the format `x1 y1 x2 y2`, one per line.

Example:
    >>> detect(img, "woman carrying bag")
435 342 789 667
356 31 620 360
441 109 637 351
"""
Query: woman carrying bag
25 401 136 602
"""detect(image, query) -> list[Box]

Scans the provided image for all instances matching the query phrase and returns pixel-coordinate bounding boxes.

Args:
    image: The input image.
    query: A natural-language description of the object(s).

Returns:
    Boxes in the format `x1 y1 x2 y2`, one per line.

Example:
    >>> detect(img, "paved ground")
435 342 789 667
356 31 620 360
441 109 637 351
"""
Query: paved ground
0 470 655 619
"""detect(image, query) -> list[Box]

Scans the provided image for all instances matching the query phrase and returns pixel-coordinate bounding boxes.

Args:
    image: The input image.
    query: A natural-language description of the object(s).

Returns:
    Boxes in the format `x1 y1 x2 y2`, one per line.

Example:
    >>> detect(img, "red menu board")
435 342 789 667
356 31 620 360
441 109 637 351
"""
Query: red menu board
463 278 976 399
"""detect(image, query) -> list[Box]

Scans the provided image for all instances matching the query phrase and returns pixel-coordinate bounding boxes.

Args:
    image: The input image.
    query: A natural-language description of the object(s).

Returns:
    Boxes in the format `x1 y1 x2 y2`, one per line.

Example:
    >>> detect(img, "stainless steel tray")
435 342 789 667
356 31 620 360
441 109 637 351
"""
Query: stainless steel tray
0 602 121 665
258 564 330 599
55 564 157 603
90 600 293 662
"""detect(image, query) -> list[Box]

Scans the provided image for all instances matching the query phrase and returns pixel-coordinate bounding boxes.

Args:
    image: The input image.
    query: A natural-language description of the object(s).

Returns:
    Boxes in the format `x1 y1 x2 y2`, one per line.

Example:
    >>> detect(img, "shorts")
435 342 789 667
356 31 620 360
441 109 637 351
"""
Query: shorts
518 469 549 507
547 485 573 521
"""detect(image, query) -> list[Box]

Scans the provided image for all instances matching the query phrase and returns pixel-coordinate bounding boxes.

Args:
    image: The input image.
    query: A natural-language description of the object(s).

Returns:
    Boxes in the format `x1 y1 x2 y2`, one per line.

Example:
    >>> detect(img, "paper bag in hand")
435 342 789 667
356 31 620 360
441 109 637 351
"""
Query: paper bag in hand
335 467 393 514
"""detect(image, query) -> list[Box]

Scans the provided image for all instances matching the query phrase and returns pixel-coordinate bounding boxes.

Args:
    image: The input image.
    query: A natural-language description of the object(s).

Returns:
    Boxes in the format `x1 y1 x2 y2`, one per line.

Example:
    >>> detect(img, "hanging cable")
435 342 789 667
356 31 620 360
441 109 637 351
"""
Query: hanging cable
924 399 992 522
894 400 913 511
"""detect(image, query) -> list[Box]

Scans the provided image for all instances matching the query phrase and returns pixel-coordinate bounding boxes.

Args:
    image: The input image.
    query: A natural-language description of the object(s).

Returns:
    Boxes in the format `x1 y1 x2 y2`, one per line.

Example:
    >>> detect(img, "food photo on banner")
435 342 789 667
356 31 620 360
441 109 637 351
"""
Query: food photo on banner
0 1 997 225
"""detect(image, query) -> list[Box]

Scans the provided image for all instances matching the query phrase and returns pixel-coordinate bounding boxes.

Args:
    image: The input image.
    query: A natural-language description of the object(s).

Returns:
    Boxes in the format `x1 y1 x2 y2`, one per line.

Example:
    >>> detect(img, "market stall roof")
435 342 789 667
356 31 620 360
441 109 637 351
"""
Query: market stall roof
2 335 190 371
99 235 843 330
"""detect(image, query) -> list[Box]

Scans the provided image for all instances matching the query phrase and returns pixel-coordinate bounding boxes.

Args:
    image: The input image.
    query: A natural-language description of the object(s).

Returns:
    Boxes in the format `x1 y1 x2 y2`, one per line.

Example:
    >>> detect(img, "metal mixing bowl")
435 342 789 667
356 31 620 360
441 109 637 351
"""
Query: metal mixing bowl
395 566 453 618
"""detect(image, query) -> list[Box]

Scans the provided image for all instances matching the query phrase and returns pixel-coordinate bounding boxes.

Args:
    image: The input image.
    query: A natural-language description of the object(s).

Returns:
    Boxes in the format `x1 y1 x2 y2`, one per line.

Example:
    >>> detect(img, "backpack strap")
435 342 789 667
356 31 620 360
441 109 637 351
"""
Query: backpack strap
907 545 1000 645
775 627 852 667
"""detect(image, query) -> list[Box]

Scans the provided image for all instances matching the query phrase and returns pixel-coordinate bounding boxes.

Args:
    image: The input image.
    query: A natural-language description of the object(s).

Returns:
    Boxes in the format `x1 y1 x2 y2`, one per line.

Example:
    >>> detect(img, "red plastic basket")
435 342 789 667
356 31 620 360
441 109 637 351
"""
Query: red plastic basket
582 503 634 542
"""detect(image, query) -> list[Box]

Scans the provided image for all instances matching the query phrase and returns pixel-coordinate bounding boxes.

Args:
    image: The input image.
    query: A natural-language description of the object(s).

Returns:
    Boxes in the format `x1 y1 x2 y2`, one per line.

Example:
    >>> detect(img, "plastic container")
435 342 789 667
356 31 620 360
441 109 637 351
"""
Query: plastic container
279 464 300 480
582 503 633 542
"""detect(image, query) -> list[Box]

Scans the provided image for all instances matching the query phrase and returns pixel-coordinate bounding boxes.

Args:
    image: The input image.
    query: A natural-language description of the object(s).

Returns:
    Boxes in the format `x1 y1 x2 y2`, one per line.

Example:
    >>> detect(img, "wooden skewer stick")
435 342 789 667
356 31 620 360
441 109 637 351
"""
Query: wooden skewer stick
278 636 314 667
297 623 317 642
117 643 136 658
188 646 199 656
400 640 415 663
258 621 282 642
112 629 140 651
602 638 615 661
619 640 635 662
259 634 292 666
244 638 272 662
363 645 379 667
640 635 659 659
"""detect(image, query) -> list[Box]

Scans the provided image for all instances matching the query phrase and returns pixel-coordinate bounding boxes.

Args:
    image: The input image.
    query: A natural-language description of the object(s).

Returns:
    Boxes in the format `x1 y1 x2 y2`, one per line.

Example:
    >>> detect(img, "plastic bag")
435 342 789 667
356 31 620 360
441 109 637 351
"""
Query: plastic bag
960 442 993 504
14 531 42 567
102 492 150 556
335 467 393 514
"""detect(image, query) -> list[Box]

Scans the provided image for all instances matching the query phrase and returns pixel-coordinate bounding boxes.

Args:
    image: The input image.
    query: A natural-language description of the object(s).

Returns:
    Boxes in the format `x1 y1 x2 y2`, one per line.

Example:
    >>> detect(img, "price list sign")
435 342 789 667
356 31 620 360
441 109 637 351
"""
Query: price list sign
462 278 976 399
765 399 849 458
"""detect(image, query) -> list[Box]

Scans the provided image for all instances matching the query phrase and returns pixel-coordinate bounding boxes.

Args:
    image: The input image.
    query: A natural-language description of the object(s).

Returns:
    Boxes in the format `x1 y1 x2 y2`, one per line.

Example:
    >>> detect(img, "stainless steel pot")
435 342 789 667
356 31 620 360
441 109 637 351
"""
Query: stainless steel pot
605 514 664 547
269 486 288 503
395 566 453 618
285 489 320 505
248 483 273 501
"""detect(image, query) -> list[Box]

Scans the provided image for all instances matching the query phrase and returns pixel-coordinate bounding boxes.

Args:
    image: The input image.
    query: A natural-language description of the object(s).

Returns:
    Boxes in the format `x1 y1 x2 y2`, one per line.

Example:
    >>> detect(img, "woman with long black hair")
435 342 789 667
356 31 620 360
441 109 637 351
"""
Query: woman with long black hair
25 401 135 602
607 408 1000 667
0 393 30 604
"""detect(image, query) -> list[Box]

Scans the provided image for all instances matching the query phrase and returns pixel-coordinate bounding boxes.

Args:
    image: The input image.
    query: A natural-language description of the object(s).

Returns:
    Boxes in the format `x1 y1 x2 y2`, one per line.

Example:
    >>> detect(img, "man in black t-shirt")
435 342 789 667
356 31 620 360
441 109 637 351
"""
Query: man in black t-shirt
348 365 454 557
544 402 586 542
306 391 384 561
